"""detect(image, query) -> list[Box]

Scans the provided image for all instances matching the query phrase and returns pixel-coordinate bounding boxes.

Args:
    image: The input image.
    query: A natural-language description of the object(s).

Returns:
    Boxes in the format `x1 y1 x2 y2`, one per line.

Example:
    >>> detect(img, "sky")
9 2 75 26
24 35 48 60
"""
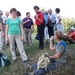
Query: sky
0 0 75 18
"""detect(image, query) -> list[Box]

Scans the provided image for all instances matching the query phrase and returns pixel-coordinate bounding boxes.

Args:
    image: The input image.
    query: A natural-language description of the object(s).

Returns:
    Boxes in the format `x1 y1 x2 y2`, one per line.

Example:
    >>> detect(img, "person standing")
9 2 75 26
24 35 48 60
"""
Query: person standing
2 11 9 46
33 6 45 49
22 12 34 46
55 8 64 34
6 8 28 62
48 9 56 37
0 10 4 52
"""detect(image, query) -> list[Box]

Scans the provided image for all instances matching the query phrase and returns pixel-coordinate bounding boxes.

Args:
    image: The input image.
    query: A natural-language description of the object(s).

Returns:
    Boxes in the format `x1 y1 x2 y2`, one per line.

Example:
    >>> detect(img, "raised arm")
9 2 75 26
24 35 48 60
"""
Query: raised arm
50 36 55 50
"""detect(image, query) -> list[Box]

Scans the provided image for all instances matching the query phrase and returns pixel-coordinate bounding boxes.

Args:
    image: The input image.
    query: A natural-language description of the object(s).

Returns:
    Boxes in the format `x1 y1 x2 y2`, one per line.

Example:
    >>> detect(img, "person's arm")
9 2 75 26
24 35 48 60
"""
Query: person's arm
5 25 9 43
50 52 61 59
36 13 44 22
22 19 30 25
20 23 24 41
31 19 34 32
50 45 65 59
50 36 55 50
0 18 4 36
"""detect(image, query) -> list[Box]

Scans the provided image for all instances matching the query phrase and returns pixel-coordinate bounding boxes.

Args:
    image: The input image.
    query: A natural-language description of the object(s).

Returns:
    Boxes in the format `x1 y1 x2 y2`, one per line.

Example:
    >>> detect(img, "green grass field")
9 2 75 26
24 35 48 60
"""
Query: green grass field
0 33 75 75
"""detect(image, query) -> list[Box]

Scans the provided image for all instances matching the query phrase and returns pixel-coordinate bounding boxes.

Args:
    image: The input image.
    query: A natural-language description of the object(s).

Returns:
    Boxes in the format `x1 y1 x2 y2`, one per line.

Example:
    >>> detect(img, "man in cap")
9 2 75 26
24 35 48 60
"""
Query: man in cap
0 10 4 52
63 27 75 44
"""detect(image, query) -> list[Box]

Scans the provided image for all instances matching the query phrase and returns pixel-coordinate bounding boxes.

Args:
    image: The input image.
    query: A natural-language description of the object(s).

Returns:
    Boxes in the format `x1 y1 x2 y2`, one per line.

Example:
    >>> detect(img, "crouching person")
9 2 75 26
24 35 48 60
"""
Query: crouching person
63 27 75 44
28 31 67 75
5 8 28 62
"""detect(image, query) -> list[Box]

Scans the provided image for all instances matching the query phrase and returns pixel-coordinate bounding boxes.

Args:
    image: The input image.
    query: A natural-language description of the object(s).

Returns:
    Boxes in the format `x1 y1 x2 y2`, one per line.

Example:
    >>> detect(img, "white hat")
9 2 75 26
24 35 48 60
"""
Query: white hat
0 10 3 15
70 27 75 31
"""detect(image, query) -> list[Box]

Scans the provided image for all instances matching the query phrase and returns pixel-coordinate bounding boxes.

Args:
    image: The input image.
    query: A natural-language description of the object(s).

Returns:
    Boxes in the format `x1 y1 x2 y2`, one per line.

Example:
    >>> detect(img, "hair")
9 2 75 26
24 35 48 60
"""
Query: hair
17 11 21 16
55 8 60 13
10 8 17 13
26 12 30 16
54 31 63 40
33 5 40 10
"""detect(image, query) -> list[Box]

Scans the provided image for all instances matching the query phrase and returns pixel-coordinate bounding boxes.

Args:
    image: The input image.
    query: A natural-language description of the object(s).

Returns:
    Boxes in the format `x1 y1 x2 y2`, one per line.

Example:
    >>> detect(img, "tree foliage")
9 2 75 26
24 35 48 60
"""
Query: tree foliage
62 17 75 32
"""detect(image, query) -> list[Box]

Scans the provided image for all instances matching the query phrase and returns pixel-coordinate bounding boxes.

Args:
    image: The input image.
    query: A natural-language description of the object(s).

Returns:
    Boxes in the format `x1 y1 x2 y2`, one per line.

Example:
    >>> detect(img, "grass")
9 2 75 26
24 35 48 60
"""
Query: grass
0 33 75 75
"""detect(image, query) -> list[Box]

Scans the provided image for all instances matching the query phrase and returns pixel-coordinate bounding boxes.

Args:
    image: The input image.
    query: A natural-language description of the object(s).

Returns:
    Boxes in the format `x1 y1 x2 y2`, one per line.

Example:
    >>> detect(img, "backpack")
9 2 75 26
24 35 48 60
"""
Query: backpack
35 33 39 40
43 13 49 25
0 53 10 68
37 53 50 71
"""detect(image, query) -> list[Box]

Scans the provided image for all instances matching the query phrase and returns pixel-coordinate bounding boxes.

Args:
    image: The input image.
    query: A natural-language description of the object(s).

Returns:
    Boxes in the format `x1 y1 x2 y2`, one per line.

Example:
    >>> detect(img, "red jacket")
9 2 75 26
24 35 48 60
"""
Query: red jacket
34 12 44 25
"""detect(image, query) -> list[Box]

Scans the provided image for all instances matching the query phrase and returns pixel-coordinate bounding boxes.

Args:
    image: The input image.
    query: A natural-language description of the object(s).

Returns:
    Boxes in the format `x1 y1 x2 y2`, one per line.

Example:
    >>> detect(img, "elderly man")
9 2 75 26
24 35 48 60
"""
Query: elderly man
0 10 4 52
63 27 75 44
48 9 56 37
3 11 9 25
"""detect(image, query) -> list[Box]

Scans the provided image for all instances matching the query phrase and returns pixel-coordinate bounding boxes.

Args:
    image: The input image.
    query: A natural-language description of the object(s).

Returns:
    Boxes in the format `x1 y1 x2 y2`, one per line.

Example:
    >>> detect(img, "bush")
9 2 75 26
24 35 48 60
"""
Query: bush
62 17 75 32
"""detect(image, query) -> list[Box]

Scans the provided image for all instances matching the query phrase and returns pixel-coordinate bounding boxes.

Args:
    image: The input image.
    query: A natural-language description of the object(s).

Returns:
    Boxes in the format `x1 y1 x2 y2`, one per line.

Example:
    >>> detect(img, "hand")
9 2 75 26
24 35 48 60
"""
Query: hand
50 36 54 41
50 56 53 58
36 14 38 18
27 19 30 22
6 37 9 44
20 36 24 41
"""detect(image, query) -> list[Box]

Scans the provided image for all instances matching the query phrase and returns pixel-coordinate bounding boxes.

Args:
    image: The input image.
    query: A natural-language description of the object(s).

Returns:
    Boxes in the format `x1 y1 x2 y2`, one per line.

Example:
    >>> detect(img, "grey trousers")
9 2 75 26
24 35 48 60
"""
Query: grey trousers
8 34 28 61
24 28 32 46
0 31 3 50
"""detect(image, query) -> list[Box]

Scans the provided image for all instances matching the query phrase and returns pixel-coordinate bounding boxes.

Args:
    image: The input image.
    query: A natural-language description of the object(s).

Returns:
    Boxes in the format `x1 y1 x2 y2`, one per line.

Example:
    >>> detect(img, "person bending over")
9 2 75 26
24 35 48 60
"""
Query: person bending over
63 27 75 44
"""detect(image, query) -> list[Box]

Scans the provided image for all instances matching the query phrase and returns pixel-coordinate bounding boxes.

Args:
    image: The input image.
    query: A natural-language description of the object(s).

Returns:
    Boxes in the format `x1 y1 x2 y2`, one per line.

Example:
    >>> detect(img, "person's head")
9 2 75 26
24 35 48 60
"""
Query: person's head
54 31 63 41
44 11 48 15
10 8 17 18
55 8 60 14
33 5 40 13
0 10 3 16
5 11 9 17
17 11 21 17
26 12 30 18
70 27 75 32
48 9 52 15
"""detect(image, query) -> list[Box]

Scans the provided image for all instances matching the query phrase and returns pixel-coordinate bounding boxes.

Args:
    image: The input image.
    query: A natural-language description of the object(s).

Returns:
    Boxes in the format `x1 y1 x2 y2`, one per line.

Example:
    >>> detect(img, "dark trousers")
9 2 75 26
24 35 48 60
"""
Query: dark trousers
37 24 45 49
47 25 54 37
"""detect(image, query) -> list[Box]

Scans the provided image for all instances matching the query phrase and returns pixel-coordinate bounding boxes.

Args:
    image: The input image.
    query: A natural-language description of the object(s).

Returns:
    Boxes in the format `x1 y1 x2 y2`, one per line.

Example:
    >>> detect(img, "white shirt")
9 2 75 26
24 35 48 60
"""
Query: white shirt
2 16 8 24
48 13 56 23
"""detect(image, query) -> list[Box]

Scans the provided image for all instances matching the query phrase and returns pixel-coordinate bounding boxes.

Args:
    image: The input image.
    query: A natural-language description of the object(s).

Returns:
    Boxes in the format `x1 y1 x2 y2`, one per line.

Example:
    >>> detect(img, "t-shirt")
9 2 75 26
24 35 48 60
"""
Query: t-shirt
55 41 67 63
69 31 75 41
6 18 21 34
34 12 44 25
0 16 3 30
22 18 33 29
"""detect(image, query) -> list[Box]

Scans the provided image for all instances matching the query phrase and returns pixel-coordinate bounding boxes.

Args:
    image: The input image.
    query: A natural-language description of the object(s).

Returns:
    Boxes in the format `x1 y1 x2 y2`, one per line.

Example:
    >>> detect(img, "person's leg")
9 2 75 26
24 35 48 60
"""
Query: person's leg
28 29 32 46
24 28 28 45
39 24 45 49
0 32 3 51
68 39 75 44
30 63 37 70
8 34 17 60
34 69 46 75
14 40 18 56
15 35 28 61
23 28 26 44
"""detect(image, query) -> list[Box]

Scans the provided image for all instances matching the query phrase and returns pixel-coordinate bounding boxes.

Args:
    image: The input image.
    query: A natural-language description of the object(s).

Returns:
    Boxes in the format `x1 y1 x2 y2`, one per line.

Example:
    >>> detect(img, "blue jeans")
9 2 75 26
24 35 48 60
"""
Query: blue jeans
31 62 66 75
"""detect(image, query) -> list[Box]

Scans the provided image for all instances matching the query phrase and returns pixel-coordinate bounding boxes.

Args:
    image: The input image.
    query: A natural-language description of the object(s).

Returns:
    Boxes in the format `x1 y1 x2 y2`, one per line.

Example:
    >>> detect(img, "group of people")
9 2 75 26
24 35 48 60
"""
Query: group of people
0 5 75 75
